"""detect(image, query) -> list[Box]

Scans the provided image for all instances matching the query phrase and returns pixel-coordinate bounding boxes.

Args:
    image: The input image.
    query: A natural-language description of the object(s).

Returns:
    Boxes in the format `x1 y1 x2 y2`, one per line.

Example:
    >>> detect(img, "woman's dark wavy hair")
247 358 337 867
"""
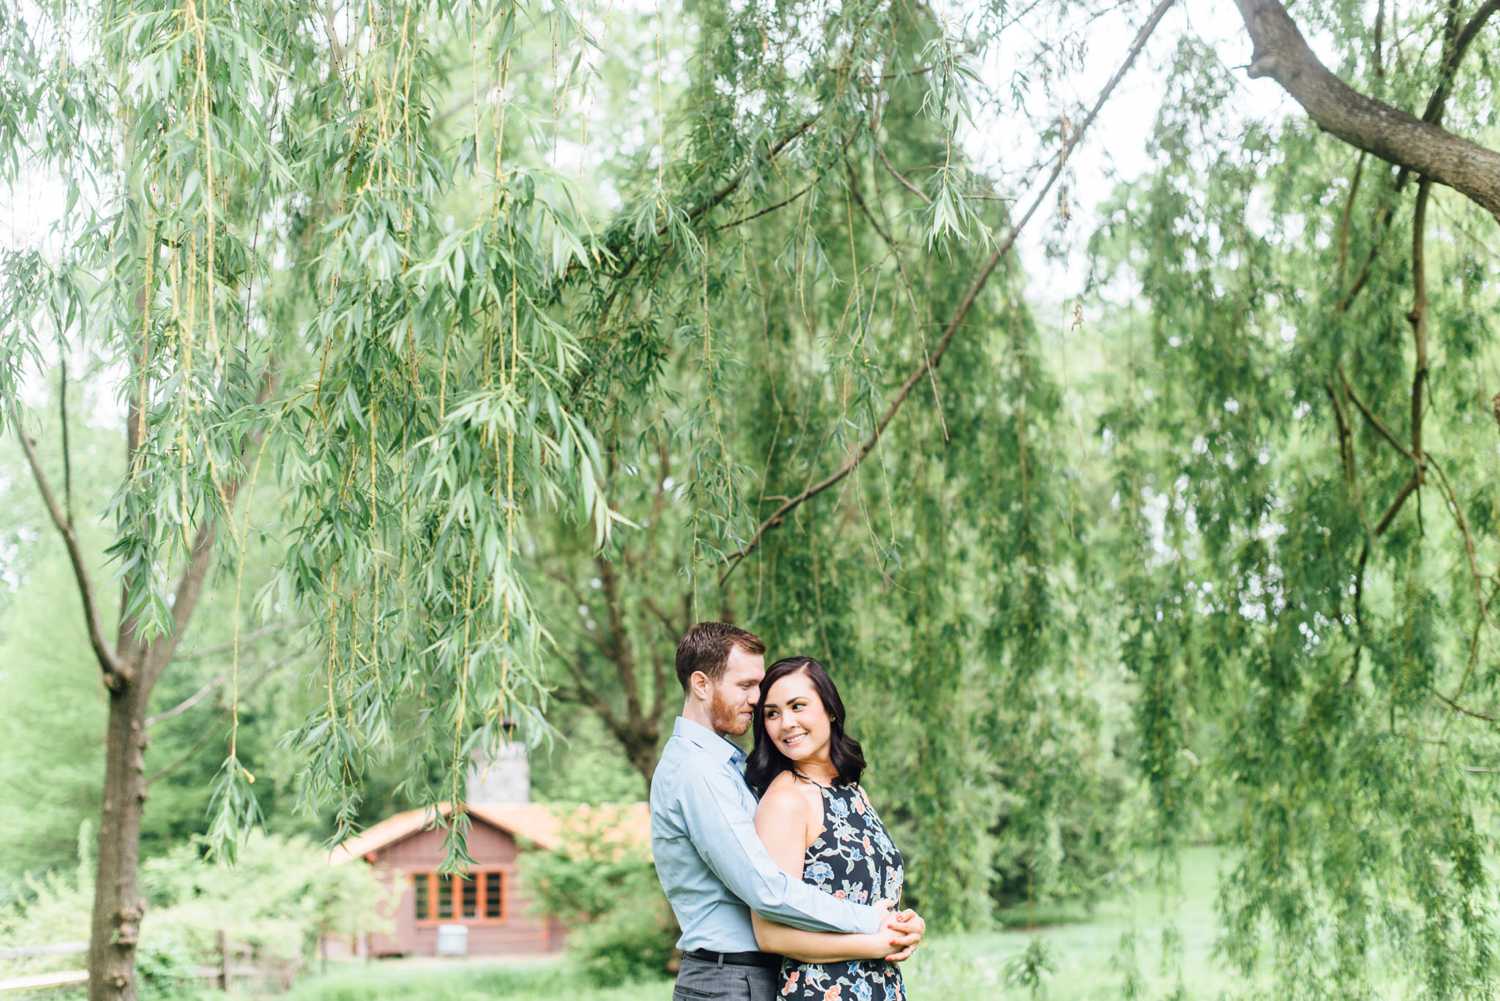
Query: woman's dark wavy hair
745 656 866 797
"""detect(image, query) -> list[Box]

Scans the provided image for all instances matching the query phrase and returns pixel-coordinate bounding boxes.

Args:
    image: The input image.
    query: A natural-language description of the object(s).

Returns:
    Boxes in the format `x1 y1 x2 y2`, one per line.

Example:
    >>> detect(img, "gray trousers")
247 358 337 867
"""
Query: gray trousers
672 955 779 1001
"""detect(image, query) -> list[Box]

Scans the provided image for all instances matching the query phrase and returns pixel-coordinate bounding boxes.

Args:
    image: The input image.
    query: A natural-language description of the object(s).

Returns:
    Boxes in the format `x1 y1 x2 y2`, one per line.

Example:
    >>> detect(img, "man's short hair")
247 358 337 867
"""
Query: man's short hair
675 621 766 691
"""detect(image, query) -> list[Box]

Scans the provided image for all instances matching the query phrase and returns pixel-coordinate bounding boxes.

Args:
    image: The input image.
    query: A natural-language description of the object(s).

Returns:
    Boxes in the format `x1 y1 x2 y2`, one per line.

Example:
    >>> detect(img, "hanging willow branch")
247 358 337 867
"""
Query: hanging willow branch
719 0 1180 583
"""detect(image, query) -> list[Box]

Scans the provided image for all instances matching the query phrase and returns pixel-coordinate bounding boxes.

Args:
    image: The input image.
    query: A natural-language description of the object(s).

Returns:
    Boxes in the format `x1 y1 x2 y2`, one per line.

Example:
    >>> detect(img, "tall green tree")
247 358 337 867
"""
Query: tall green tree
1085 2 1500 995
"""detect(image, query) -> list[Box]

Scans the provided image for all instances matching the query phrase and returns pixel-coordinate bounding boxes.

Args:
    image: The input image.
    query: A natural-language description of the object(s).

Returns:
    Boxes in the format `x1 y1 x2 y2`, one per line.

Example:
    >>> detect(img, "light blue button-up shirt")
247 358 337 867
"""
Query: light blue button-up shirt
650 716 880 951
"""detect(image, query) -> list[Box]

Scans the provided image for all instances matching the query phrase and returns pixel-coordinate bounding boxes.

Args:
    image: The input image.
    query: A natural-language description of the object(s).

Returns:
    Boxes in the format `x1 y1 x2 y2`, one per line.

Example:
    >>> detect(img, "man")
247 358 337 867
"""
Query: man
651 621 924 1001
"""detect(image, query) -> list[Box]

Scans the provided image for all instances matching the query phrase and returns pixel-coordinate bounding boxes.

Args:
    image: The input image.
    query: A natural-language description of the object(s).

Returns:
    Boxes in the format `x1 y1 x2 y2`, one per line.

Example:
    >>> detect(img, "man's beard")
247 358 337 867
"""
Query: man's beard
710 688 749 736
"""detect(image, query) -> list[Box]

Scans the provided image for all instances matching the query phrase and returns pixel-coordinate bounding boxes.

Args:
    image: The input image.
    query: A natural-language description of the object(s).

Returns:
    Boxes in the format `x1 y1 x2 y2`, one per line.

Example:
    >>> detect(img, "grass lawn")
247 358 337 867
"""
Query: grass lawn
264 848 1247 1001
903 845 1246 999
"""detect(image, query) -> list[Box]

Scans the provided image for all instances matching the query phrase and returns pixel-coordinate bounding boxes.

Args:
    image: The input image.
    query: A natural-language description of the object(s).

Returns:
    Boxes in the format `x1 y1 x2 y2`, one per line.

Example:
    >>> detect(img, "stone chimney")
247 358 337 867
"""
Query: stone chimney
466 740 530 804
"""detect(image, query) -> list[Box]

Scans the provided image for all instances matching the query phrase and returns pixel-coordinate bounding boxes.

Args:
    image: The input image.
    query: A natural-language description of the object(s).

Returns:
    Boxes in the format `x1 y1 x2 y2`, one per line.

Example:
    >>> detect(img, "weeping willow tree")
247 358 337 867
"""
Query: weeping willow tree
1089 3 1500 997
5 0 1500 998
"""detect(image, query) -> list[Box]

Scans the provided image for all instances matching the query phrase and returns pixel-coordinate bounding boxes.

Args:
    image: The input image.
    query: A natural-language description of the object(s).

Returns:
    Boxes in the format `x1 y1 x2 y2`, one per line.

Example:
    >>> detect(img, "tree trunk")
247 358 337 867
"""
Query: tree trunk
624 730 660 798
87 680 150 1001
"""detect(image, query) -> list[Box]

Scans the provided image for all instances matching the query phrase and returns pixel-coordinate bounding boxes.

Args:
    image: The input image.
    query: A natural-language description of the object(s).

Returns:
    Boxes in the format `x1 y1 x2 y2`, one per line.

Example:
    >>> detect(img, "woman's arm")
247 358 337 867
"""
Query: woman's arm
750 784 891 963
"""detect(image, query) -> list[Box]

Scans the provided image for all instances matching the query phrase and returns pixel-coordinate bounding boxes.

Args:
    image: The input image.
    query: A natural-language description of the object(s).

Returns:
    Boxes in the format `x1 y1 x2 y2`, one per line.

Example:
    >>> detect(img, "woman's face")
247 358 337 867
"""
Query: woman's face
761 669 833 766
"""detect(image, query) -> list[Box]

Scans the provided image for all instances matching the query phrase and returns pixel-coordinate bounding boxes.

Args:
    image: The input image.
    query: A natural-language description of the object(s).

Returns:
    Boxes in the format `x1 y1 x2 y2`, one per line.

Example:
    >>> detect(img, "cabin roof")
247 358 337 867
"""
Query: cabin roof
328 801 651 864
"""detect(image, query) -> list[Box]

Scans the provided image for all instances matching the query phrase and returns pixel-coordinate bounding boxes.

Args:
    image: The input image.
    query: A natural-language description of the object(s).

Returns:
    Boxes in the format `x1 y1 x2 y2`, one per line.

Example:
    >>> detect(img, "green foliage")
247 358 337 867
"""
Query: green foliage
523 823 657 926
0 557 107 880
143 832 393 964
1003 938 1055 999
1082 4 1500 994
523 818 676 985
571 899 679 987
0 851 94 976
0 830 388 987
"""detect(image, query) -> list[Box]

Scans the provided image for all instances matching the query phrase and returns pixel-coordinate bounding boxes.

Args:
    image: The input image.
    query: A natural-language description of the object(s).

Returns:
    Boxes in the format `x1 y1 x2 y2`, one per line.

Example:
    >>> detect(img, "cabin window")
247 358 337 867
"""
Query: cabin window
461 877 478 918
413 875 429 918
484 873 502 918
412 871 506 923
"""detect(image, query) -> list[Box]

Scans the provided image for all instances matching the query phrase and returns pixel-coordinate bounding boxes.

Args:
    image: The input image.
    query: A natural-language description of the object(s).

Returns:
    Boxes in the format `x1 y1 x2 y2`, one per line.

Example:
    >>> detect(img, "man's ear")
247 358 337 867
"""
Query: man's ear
689 669 711 701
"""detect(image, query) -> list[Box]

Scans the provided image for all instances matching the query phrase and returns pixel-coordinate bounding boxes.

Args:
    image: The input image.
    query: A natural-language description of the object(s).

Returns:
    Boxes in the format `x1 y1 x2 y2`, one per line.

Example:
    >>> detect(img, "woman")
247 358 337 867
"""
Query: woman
745 656 910 1001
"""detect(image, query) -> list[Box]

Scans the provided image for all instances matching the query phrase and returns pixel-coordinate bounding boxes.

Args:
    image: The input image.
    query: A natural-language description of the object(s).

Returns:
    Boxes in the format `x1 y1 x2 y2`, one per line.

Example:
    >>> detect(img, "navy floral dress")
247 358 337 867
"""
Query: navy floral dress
778 782 906 1001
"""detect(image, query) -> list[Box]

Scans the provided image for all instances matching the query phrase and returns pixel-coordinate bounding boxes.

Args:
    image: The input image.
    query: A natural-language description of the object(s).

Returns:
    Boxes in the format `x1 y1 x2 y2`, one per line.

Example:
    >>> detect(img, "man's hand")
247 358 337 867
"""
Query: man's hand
880 908 925 963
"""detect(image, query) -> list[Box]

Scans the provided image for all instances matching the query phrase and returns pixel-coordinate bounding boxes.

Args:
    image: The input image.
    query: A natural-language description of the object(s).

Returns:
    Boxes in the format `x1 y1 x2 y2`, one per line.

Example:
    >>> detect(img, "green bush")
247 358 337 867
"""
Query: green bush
0 828 389 994
522 811 678 985
572 892 678 986
143 831 392 966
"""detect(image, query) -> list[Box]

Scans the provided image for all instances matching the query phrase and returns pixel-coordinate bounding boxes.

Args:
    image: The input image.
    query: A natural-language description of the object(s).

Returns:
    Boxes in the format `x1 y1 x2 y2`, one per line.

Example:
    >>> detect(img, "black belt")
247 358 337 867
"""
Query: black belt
685 948 780 969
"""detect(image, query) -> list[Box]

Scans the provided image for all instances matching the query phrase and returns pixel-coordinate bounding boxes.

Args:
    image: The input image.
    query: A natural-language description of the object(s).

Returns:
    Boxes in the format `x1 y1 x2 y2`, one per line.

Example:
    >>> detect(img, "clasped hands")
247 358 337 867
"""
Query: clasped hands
872 899 925 963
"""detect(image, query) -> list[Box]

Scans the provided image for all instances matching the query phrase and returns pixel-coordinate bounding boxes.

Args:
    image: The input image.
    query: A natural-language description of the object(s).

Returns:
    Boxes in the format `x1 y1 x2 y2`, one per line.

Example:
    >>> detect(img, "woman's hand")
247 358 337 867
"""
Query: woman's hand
880 907 924 963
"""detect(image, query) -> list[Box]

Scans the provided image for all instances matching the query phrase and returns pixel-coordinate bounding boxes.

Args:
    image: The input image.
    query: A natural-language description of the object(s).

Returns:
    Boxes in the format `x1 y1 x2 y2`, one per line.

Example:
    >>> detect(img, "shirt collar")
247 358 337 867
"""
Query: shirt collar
673 715 744 766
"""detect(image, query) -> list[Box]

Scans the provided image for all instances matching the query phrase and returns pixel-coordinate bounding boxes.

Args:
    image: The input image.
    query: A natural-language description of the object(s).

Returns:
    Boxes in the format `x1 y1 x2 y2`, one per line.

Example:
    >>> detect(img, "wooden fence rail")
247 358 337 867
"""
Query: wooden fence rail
0 971 88 994
0 966 269 995
0 936 284 995
0 946 86 962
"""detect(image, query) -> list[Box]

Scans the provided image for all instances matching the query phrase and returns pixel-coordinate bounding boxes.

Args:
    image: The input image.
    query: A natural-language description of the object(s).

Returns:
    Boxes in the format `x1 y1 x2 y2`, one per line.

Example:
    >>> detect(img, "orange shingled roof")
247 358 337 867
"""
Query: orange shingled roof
328 801 651 864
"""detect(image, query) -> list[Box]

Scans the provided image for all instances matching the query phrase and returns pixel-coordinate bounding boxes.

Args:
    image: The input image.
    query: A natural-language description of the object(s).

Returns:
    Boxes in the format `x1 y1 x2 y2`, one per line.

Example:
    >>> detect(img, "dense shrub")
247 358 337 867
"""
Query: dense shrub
572 894 679 986
143 831 391 965
0 828 388 994
522 810 677 985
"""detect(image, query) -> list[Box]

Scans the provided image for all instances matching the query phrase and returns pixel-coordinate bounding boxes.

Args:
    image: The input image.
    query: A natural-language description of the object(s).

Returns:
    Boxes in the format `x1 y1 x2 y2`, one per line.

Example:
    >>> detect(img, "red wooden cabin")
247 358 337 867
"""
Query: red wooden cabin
328 801 649 959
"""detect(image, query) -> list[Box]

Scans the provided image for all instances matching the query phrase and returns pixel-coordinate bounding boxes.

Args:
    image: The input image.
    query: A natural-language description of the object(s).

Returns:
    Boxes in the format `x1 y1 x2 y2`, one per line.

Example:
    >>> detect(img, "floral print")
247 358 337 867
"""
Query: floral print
778 783 906 1001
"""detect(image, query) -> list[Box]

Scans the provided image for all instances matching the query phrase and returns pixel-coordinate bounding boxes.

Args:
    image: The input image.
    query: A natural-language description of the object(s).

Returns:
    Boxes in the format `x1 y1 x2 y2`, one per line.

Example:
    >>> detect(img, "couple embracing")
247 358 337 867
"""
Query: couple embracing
650 622 926 1001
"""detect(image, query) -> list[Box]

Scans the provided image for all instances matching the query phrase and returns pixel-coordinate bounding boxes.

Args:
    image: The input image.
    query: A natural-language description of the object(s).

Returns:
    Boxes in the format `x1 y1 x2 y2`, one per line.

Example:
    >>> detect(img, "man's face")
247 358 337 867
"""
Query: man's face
706 645 766 737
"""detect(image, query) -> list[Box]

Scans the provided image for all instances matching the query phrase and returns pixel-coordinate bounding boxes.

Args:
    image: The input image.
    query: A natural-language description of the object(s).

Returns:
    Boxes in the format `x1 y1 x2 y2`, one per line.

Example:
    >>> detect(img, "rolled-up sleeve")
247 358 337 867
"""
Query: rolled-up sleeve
678 763 880 934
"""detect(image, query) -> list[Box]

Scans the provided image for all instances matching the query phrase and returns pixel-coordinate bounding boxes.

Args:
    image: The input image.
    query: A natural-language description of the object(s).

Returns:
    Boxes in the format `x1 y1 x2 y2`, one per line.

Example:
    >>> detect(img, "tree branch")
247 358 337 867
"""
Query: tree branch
567 119 822 395
873 141 931 205
1374 473 1419 536
713 181 817 233
571 116 818 293
1334 1 1497 312
1339 363 1413 462
641 595 682 643
1408 178 1431 468
145 651 295 728
8 404 126 687
845 160 898 249
171 621 306 663
1432 685 1500 723
1414 0 1500 132
595 554 643 723
321 1 347 76
1234 0 1500 219
847 158 948 439
719 0 1178 582
59 353 73 527
1345 541 1370 687
1427 454 1491 702
557 650 626 735
1334 153 1365 289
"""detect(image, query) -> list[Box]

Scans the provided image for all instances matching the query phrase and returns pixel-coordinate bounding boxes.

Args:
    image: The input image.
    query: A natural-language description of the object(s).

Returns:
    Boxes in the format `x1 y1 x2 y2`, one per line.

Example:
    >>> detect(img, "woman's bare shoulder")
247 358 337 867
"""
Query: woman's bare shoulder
758 771 820 818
